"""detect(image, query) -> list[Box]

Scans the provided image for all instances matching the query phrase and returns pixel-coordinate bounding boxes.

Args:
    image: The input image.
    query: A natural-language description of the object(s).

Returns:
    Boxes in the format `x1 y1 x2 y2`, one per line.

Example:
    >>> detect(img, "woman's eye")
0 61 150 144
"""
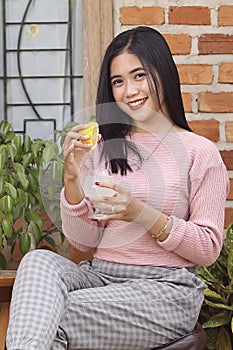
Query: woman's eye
112 79 123 86
135 72 146 79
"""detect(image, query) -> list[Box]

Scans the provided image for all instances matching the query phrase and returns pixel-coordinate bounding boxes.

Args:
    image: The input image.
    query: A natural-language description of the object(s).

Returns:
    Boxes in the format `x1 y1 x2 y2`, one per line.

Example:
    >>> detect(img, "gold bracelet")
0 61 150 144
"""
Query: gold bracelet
152 217 170 239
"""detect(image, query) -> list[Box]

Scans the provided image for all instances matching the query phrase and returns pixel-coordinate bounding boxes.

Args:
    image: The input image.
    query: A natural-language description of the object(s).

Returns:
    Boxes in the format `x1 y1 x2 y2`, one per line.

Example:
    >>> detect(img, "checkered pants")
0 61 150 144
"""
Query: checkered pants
6 249 205 350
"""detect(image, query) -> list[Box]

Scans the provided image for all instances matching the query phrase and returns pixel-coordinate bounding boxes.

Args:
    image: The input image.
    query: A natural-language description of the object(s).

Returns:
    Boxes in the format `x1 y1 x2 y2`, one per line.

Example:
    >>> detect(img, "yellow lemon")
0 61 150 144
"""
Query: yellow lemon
79 121 99 150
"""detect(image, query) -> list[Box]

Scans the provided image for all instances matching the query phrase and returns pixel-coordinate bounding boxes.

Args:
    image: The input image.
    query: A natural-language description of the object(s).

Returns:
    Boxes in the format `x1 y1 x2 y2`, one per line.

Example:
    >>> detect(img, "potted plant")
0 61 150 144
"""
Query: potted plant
0 120 65 268
198 222 233 350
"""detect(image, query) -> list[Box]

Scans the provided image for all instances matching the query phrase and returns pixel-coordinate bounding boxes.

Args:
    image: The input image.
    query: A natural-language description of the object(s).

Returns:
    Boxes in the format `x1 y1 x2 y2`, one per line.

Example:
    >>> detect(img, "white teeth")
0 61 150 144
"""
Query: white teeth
129 98 146 107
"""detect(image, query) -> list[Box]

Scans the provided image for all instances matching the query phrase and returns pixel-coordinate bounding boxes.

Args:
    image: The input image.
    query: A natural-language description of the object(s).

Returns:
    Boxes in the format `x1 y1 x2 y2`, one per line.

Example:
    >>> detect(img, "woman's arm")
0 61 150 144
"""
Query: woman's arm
157 163 229 266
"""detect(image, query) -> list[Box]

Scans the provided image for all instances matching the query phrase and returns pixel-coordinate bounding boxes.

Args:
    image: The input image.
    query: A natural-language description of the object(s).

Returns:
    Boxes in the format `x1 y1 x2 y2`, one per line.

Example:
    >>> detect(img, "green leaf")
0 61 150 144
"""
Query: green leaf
31 139 44 158
19 233 31 255
198 265 222 285
16 171 29 190
60 231 65 244
0 226 2 246
0 252 7 269
204 289 227 304
44 236 55 247
12 204 24 222
23 134 32 153
31 222 42 244
224 284 233 293
202 312 231 328
0 195 14 213
13 162 25 174
0 175 3 193
216 326 232 350
205 299 233 311
48 185 54 200
3 122 12 136
0 152 6 173
227 248 233 281
42 145 55 164
13 134 22 152
49 160 58 182
29 210 43 229
22 153 33 168
2 219 13 238
28 172 38 192
6 143 17 161
226 223 233 249
17 188 26 203
4 182 17 199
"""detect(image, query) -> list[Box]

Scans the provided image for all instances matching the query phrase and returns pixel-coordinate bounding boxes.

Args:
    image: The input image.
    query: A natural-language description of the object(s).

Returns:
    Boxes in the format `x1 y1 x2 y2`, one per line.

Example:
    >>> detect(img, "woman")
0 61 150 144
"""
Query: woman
6 26 229 350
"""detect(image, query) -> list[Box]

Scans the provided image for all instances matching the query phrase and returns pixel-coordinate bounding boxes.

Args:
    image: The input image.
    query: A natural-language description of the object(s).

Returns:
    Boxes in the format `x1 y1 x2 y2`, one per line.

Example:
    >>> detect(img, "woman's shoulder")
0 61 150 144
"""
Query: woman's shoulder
178 129 219 151
178 130 224 166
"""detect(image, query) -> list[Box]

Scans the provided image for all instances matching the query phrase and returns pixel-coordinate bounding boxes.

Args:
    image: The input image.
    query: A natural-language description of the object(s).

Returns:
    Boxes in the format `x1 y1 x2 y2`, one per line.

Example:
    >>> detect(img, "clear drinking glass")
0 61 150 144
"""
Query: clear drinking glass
83 169 115 217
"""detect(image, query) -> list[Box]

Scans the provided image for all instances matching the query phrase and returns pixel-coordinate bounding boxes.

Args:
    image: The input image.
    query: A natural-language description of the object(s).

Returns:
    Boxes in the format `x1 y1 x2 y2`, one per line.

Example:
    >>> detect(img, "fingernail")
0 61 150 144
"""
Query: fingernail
95 182 100 185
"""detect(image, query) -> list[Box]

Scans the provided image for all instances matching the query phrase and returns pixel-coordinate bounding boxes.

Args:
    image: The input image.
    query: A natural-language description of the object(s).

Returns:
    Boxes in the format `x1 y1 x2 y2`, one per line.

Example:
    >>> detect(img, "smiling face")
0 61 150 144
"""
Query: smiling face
110 51 166 132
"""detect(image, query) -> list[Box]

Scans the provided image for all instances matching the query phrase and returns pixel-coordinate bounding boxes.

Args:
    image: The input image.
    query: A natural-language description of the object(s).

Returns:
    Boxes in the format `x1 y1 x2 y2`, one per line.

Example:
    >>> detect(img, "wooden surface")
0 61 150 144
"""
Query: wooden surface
82 0 113 109
0 270 16 287
0 303 10 350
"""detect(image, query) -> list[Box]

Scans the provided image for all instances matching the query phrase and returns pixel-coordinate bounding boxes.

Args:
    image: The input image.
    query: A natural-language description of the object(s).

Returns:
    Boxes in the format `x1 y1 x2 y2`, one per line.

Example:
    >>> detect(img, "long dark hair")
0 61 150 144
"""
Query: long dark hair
96 26 191 175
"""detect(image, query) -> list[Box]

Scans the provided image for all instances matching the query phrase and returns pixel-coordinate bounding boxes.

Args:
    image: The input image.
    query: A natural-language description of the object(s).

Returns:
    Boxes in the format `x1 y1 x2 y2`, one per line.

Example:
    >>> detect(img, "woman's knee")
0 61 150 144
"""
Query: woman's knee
18 249 59 273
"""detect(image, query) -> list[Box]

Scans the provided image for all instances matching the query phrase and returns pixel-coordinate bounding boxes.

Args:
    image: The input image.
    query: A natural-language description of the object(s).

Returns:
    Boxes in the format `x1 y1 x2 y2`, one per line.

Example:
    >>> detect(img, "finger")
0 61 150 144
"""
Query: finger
95 181 118 192
94 212 121 222
71 123 89 132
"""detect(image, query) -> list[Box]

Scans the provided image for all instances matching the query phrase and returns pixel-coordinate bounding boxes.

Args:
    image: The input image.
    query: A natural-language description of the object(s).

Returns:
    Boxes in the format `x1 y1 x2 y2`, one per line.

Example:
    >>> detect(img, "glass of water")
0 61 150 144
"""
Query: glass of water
83 169 115 217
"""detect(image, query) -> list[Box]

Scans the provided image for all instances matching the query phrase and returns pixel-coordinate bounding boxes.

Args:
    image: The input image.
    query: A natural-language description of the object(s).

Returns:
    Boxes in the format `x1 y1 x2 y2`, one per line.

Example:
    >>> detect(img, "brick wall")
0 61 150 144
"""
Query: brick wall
113 1 233 227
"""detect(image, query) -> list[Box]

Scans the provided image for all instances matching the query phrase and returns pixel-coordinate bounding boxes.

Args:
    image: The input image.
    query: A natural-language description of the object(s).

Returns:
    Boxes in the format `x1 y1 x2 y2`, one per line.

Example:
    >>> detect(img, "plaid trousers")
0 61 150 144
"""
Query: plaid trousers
6 249 205 350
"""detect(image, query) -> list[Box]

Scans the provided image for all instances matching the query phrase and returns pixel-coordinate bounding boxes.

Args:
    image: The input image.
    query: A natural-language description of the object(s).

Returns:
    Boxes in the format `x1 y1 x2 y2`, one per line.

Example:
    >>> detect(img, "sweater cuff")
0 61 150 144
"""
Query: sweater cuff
60 187 94 216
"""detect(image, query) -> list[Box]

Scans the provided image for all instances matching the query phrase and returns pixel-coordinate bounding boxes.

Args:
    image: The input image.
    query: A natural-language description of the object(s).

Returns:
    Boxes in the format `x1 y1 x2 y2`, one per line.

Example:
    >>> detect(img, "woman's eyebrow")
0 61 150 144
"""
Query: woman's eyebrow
110 67 145 81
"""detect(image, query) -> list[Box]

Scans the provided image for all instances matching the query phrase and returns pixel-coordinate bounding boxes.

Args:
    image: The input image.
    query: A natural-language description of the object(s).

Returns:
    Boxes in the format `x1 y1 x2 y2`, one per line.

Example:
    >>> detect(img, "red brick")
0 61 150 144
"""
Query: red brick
225 207 233 228
220 150 233 170
198 34 233 54
188 119 219 142
218 6 233 26
163 34 191 55
120 6 164 25
227 179 233 200
182 93 192 113
198 92 233 113
226 122 233 142
219 63 233 83
169 6 210 25
177 64 212 85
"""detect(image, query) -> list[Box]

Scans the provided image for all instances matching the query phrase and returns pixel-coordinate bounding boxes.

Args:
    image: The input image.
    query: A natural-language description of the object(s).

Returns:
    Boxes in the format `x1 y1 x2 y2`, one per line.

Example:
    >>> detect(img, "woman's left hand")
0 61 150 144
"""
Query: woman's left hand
90 182 145 222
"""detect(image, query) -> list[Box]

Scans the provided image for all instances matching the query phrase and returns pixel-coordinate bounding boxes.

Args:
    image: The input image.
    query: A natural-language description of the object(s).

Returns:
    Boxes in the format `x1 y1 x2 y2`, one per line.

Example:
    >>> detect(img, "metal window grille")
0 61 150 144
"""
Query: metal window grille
1 0 83 140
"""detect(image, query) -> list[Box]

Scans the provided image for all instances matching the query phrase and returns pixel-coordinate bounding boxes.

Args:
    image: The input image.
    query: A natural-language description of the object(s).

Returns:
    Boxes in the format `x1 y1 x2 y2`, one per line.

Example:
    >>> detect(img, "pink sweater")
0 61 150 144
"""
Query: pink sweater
60 130 229 267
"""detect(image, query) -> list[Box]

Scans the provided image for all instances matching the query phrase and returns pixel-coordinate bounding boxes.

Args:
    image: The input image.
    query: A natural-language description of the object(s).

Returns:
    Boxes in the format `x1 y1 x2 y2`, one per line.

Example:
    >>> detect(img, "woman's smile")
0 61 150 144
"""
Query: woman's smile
127 97 148 110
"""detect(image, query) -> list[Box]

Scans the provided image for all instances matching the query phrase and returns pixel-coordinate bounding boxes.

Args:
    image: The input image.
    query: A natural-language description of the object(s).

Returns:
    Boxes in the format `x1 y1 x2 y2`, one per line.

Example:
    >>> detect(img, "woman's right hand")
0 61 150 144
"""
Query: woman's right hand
62 123 94 181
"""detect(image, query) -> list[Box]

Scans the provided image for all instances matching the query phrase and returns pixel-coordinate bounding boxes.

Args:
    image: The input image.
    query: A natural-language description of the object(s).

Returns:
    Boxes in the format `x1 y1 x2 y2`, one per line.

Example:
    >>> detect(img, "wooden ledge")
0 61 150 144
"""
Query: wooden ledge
0 271 16 287
0 271 16 303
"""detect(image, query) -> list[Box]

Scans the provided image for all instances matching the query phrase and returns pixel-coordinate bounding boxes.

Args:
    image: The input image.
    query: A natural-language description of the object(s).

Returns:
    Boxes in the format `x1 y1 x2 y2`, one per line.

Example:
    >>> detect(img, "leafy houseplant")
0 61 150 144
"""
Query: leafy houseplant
198 222 233 350
0 120 65 268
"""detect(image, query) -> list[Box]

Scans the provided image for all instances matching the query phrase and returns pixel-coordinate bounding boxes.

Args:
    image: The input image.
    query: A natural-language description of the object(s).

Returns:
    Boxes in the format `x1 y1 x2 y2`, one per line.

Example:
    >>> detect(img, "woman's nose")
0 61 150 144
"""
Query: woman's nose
125 80 138 98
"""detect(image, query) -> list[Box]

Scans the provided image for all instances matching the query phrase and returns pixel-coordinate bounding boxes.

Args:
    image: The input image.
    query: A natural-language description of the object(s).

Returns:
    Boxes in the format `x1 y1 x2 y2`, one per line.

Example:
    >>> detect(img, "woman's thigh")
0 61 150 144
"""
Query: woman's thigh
54 268 205 350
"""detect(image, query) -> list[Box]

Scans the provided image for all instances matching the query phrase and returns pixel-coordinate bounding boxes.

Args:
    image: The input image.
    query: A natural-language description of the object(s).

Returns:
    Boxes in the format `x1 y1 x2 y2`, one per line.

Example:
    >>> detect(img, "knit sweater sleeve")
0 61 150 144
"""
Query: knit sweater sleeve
157 138 229 266
60 188 104 251
60 153 104 252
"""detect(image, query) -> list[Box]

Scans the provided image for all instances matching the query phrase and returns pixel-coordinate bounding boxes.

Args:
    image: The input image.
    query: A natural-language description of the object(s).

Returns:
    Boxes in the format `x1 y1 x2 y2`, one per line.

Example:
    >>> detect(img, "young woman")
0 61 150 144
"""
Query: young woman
6 26 229 350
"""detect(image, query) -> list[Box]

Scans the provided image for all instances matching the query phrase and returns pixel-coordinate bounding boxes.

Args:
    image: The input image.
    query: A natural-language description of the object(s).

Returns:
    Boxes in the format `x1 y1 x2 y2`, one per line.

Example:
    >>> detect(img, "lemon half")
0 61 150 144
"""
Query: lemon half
79 121 99 150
